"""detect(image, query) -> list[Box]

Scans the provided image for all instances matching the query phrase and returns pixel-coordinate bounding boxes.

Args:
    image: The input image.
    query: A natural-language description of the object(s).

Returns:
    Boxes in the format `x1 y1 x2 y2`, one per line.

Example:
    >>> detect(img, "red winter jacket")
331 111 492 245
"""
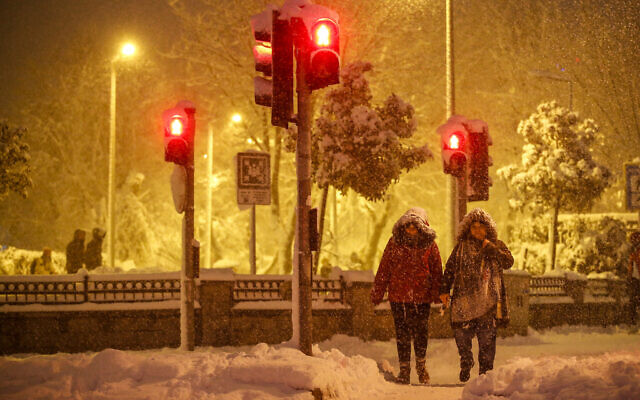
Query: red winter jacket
371 233 443 304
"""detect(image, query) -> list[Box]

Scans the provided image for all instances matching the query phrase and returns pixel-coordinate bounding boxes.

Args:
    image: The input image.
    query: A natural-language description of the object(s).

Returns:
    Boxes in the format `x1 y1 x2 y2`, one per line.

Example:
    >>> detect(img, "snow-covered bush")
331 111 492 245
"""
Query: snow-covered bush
0 246 65 275
508 214 631 276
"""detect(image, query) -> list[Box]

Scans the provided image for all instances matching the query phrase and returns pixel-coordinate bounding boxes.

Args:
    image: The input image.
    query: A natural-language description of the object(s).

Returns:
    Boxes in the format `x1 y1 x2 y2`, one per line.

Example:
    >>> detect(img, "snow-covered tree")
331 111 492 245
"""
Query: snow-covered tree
313 61 431 200
498 101 613 272
0 121 31 200
115 172 159 267
305 62 432 269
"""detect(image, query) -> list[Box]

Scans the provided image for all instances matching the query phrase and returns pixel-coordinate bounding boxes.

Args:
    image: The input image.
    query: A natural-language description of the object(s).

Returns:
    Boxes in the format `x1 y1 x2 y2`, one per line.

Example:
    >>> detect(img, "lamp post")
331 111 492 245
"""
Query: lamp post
529 69 573 111
107 42 136 269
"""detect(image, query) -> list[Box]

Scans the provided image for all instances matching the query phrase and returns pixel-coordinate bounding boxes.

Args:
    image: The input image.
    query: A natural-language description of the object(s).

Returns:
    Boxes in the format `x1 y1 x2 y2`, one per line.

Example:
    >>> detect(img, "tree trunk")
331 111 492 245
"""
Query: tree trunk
547 200 560 273
313 185 329 273
363 195 395 270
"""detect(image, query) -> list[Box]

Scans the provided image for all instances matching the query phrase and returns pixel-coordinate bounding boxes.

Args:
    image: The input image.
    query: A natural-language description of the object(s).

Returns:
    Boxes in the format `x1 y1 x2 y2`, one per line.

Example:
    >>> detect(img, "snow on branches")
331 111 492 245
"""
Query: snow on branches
0 121 31 200
310 62 432 201
498 101 612 213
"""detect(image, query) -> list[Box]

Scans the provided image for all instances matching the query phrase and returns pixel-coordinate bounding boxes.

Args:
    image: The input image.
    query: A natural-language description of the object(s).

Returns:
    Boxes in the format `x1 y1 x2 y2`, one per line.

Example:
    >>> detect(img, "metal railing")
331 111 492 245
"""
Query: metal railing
529 276 567 296
0 274 181 306
232 276 345 304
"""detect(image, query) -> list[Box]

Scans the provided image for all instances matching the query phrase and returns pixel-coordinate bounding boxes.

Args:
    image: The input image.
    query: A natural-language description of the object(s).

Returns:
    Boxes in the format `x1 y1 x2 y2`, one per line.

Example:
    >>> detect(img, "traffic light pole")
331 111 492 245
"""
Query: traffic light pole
181 107 196 351
295 47 313 357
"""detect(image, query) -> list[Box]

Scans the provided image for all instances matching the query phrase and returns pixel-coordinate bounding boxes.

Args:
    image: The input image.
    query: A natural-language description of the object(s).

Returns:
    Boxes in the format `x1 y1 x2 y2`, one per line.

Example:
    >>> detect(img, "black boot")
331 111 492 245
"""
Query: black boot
396 362 410 384
459 366 471 382
416 358 430 384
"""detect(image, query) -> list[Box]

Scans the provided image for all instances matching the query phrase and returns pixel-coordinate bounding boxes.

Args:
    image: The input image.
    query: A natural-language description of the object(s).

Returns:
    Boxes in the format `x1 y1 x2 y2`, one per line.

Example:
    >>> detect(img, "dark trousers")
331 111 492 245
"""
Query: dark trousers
452 308 497 374
630 278 640 324
390 302 431 363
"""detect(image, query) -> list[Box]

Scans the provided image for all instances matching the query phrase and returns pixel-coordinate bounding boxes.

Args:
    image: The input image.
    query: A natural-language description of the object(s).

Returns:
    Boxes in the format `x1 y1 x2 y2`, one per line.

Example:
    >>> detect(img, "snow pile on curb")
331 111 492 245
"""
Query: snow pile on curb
0 343 386 400
462 352 640 400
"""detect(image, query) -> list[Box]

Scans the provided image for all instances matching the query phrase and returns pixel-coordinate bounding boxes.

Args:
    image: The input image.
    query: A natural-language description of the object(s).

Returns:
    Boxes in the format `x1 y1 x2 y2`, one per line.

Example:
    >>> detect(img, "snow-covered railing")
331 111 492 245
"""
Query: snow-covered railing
529 276 567 296
0 272 181 305
232 275 345 304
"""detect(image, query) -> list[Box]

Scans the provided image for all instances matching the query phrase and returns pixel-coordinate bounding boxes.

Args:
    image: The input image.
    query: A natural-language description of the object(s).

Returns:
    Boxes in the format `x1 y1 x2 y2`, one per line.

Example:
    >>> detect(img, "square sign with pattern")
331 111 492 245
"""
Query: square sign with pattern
626 163 640 211
237 152 271 205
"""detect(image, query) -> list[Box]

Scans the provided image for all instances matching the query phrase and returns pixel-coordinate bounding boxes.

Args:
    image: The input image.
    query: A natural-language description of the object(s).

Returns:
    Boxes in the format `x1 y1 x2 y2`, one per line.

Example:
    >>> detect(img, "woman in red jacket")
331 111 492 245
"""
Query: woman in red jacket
371 207 443 384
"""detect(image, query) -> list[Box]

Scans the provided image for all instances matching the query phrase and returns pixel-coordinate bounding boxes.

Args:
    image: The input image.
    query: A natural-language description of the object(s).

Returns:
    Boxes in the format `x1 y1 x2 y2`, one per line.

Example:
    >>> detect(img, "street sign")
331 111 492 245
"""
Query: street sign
236 151 271 205
625 163 640 211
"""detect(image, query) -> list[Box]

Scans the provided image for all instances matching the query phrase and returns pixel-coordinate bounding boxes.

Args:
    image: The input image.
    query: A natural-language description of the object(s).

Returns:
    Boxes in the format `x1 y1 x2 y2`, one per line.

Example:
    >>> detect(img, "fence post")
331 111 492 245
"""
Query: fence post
564 277 586 304
199 270 235 347
83 274 89 303
344 277 375 341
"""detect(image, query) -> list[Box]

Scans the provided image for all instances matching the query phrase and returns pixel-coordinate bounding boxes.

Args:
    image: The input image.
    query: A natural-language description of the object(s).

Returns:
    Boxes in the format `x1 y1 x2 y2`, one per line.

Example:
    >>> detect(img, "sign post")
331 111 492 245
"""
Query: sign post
625 163 640 229
236 151 271 274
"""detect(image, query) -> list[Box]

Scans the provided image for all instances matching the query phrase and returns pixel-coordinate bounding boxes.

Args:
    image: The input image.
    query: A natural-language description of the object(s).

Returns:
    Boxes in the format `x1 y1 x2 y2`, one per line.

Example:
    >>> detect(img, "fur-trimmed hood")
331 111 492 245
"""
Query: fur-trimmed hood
456 208 498 243
392 207 436 248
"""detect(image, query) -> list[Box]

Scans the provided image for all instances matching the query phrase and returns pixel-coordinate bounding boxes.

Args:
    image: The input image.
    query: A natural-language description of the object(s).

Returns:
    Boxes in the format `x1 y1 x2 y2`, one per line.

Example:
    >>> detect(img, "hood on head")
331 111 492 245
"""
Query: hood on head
456 208 498 242
73 229 86 242
392 207 436 247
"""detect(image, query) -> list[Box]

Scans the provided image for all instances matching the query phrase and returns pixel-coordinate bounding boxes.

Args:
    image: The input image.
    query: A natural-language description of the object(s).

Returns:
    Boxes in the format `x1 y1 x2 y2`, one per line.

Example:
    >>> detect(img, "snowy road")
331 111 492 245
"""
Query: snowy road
0 325 638 400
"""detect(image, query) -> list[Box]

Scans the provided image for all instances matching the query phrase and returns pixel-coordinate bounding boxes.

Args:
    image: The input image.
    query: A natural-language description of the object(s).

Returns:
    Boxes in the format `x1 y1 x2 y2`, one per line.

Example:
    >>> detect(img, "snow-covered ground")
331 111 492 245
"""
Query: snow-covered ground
0 325 639 400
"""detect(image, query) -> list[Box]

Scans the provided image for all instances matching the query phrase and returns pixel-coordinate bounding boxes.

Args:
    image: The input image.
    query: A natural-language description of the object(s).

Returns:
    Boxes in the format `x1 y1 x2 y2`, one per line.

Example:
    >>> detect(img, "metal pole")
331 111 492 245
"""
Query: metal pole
206 124 213 270
295 47 313 357
107 62 116 268
250 204 256 274
446 0 460 244
181 107 196 351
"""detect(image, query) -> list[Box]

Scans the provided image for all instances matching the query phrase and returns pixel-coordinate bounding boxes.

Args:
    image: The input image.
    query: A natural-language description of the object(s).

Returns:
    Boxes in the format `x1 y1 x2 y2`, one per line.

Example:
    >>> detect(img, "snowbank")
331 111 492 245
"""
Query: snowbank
462 352 640 400
0 343 385 400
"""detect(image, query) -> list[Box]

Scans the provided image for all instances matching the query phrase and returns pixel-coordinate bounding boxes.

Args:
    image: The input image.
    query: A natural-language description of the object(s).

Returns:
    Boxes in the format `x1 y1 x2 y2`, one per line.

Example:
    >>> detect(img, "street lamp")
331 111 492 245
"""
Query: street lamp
529 69 573 111
107 42 136 269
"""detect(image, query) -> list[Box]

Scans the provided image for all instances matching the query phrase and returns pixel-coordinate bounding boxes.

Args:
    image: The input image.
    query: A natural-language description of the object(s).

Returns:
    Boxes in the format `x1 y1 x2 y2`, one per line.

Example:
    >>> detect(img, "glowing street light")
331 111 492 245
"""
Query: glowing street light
107 41 137 269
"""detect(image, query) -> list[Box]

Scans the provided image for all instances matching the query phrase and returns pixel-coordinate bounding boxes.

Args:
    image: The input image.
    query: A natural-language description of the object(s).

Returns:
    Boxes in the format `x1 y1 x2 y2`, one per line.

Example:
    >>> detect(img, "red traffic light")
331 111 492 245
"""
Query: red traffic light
447 132 463 150
312 19 337 47
163 102 195 165
170 116 186 136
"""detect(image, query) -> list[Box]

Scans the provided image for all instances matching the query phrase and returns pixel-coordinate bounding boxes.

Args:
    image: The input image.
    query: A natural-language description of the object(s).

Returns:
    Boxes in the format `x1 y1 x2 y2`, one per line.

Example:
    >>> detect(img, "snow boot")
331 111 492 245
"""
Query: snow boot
416 358 430 384
459 366 471 382
396 362 411 384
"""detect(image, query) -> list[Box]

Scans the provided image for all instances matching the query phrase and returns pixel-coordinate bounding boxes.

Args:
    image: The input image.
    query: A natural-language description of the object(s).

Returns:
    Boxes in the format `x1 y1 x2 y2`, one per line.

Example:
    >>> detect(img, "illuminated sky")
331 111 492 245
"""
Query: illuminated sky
0 0 179 119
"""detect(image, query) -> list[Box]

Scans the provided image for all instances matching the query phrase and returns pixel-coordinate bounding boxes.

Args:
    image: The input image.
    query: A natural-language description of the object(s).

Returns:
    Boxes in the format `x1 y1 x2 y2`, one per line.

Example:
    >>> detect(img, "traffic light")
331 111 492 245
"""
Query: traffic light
251 8 293 128
294 4 340 90
163 102 194 165
437 117 469 177
467 121 493 201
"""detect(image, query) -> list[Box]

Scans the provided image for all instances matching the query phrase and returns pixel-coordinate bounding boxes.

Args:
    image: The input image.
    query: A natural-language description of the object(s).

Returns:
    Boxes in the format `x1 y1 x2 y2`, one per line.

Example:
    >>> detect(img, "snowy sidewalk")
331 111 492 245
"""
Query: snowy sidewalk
0 325 639 399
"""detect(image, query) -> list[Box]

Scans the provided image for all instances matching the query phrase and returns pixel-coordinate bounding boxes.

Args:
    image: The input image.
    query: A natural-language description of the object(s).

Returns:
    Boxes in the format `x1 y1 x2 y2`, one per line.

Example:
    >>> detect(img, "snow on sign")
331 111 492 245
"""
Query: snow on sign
626 163 640 211
236 151 271 205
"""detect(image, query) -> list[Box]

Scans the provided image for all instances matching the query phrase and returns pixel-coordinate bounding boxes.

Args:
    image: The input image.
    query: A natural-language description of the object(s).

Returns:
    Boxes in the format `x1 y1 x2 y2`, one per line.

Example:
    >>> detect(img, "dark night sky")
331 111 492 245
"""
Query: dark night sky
0 0 180 120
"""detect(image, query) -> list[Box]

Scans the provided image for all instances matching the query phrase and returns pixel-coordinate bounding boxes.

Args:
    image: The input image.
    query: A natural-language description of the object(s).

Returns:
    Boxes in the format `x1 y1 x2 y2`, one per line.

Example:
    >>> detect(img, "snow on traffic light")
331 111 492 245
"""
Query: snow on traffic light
437 115 493 201
293 4 340 90
437 116 469 177
466 119 493 202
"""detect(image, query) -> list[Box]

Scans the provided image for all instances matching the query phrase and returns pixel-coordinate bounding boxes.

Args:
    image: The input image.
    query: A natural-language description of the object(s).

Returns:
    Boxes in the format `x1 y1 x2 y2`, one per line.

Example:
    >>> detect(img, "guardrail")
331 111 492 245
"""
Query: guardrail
0 274 181 306
529 276 567 296
232 275 345 303
0 273 345 306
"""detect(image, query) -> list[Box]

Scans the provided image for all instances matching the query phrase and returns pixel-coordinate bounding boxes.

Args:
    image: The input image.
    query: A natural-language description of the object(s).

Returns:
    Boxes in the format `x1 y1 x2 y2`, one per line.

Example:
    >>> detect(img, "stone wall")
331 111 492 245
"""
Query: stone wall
2 269 630 355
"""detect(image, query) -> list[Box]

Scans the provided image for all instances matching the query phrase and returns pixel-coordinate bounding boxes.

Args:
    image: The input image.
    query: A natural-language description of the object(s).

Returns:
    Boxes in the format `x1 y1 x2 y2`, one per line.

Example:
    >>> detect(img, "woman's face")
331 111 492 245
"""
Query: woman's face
470 221 487 241
405 224 418 236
